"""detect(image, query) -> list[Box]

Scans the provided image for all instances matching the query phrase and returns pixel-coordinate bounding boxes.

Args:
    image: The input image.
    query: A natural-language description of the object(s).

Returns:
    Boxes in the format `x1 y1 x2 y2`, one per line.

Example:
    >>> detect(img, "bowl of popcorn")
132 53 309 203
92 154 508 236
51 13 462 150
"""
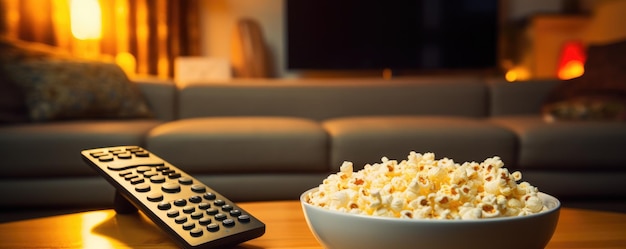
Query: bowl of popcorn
301 152 560 249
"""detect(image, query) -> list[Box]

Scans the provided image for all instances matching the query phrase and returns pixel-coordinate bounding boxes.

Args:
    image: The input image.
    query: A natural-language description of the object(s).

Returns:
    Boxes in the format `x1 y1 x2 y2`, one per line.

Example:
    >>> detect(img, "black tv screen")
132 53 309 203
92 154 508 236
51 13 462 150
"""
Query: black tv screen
286 0 499 72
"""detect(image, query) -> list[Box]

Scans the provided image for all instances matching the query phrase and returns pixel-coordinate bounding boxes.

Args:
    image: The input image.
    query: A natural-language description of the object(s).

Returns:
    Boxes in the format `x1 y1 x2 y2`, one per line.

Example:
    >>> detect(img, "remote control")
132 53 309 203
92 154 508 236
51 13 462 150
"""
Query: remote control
81 146 265 249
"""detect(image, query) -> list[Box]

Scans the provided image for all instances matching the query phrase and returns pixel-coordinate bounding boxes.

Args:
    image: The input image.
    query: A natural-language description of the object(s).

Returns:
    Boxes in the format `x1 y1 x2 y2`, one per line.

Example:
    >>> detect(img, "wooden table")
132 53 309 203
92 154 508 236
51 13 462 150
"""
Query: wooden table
0 201 625 249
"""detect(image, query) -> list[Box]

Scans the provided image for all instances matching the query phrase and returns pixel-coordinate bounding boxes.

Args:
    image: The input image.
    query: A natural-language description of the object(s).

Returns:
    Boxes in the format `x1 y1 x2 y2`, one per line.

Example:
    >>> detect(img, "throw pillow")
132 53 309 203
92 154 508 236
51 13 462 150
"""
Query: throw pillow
0 68 29 123
542 39 626 122
0 37 153 122
0 37 58 123
4 59 153 122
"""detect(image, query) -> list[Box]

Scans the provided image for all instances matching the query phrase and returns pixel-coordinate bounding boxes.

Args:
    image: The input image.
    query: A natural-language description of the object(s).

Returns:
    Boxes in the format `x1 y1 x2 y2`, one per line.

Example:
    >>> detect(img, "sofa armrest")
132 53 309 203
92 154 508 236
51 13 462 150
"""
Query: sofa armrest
131 76 177 121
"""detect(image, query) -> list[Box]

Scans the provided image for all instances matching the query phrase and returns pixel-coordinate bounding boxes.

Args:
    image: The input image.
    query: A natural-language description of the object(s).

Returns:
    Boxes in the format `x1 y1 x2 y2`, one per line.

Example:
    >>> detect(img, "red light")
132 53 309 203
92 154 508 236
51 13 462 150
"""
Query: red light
557 40 586 80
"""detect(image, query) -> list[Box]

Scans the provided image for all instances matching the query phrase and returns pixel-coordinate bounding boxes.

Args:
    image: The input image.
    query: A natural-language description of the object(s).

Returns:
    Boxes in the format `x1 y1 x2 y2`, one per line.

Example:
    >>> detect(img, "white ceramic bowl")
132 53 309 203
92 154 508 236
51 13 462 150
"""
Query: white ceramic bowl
301 188 560 249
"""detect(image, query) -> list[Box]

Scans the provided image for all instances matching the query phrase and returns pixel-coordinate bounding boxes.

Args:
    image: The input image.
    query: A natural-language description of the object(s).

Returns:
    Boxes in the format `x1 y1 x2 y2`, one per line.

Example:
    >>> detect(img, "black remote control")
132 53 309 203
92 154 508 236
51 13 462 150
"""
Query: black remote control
81 146 265 248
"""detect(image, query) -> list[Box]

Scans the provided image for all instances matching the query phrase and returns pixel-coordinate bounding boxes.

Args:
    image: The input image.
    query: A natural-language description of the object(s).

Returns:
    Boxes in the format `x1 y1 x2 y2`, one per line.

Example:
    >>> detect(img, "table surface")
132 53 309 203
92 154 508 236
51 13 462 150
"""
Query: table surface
0 201 625 249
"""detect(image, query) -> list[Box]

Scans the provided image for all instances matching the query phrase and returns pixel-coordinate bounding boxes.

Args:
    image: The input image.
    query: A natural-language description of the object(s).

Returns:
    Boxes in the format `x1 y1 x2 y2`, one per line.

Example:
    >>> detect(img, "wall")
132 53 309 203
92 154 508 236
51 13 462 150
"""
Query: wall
582 0 626 44
199 0 573 78
199 0 288 77
526 0 626 79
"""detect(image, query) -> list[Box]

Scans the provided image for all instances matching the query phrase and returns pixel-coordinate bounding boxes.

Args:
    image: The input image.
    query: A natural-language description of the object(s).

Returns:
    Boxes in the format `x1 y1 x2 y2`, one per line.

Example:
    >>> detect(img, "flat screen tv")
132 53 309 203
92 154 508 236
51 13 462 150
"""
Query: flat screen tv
285 0 500 73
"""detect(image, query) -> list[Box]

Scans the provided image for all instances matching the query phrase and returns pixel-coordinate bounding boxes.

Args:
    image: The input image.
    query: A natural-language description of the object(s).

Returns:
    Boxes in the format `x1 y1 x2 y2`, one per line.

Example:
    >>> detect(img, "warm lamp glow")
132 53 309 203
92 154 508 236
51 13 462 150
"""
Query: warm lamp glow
81 212 115 249
116 52 137 76
382 68 393 80
70 0 102 40
558 60 585 80
505 66 531 82
557 40 586 80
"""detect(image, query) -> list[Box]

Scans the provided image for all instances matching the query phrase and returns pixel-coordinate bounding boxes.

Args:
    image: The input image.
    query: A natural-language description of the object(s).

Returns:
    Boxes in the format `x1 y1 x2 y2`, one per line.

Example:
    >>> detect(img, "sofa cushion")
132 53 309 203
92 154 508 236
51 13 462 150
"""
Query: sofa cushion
145 117 329 173
323 116 518 171
0 120 162 177
178 78 488 120
489 115 626 170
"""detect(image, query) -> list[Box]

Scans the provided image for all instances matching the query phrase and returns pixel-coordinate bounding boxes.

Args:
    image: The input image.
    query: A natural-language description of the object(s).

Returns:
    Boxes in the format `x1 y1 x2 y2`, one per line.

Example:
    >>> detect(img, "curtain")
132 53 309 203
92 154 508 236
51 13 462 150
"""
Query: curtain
0 0 201 78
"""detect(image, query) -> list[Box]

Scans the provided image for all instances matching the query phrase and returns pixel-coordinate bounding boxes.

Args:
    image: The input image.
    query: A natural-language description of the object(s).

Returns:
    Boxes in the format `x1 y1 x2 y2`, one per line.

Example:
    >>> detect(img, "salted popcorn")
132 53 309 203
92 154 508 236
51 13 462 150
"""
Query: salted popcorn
305 152 548 220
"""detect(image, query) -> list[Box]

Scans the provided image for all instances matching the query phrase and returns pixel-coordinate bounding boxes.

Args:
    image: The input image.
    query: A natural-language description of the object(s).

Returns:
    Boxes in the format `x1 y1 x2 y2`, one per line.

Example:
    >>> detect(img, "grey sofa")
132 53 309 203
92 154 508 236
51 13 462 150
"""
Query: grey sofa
1 76 625 210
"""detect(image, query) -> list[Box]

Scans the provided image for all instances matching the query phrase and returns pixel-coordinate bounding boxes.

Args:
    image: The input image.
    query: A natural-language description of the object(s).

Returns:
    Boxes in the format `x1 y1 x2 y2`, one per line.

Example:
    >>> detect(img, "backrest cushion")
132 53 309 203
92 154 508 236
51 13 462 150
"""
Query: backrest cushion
178 78 488 120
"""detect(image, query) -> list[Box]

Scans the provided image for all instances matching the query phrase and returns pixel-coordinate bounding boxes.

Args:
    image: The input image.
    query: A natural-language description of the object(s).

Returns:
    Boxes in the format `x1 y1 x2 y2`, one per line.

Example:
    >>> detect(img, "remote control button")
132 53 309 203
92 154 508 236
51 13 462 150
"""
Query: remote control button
174 199 187 206
238 214 251 222
116 150 131 155
190 228 203 237
119 170 133 177
158 201 171 210
147 192 163 202
178 177 193 185
150 175 166 183
203 193 216 200
221 205 233 211
174 216 187 224
214 199 226 206
109 148 125 154
168 173 181 179
206 223 219 232
183 206 195 214
117 152 132 159
130 177 145 185
124 174 139 181
230 209 242 217
191 185 206 193
223 219 235 227
126 146 142 152
167 209 179 218
189 196 202 203
91 151 109 158
156 165 169 171
214 213 227 221
198 202 211 210
136 166 152 173
198 217 212 225
206 208 218 215
161 169 175 175
182 221 195 230
99 155 114 162
134 151 149 157
143 171 158 177
135 183 151 192
161 182 180 193
191 211 204 219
